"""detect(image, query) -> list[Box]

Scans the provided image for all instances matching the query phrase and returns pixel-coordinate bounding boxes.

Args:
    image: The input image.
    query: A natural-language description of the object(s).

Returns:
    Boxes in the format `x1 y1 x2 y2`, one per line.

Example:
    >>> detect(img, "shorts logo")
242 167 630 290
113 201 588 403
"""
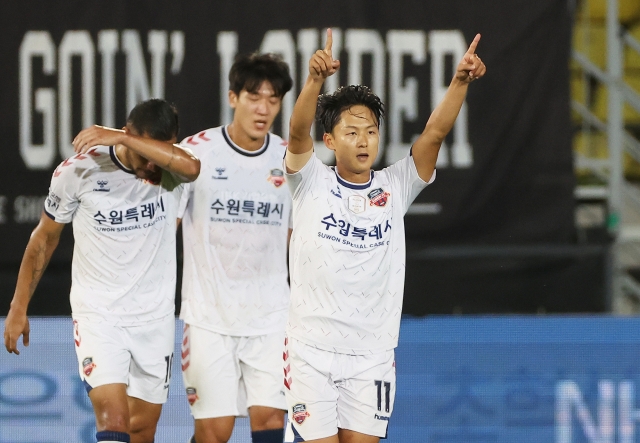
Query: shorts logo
292 403 310 425
267 168 286 187
82 357 96 376
368 188 390 207
186 387 198 405
374 414 390 421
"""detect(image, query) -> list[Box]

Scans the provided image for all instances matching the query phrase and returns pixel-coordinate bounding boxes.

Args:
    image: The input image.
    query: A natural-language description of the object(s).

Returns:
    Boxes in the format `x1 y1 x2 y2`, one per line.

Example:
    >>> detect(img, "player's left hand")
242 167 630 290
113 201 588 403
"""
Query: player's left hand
72 125 126 154
4 308 30 355
455 34 486 83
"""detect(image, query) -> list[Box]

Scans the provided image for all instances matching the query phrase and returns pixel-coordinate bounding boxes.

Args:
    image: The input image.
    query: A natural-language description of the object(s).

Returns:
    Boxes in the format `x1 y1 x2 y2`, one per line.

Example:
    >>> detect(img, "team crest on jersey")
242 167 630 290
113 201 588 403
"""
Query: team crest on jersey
213 167 228 180
292 404 310 424
93 180 110 192
267 169 285 187
186 387 199 405
82 357 96 376
368 188 390 207
347 195 366 214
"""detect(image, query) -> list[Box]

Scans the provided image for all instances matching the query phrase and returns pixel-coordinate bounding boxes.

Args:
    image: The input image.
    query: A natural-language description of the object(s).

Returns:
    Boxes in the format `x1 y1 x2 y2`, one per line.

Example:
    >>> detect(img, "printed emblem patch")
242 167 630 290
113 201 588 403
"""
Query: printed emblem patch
267 168 286 187
186 387 199 405
82 357 96 376
347 195 366 214
292 403 310 424
368 188 390 207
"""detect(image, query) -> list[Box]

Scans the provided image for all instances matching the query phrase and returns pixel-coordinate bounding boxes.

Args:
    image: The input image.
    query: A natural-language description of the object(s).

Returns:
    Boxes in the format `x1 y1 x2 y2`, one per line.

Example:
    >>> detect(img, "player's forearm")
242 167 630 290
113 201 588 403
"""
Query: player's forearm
421 78 469 144
11 230 59 313
123 134 201 182
288 76 325 154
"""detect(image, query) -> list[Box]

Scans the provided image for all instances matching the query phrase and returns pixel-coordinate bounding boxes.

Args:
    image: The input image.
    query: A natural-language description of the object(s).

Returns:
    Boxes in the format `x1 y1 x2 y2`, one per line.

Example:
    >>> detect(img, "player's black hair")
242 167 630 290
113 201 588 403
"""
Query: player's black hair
126 98 179 141
229 52 293 98
316 85 385 133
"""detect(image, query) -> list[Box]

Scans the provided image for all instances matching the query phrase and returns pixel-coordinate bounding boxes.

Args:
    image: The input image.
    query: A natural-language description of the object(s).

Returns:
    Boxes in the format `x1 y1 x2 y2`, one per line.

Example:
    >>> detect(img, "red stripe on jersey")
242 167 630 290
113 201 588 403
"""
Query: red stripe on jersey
182 362 190 371
87 148 100 156
186 136 197 145
197 131 210 141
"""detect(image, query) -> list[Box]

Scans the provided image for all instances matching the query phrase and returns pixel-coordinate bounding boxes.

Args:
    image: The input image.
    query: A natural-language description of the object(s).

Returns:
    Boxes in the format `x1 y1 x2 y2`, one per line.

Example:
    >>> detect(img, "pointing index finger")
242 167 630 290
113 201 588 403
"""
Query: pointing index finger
466 33 481 55
324 28 333 57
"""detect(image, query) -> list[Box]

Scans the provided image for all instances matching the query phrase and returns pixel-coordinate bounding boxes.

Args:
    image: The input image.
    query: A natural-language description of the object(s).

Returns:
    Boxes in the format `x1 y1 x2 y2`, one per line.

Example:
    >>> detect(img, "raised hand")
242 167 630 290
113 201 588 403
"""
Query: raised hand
72 125 126 154
309 28 340 80
455 34 486 83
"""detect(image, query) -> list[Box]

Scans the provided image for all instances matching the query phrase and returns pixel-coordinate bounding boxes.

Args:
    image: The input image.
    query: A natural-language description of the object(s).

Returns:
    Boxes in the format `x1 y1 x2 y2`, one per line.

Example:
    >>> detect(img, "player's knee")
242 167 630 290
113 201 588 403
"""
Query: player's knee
95 411 129 434
129 416 158 443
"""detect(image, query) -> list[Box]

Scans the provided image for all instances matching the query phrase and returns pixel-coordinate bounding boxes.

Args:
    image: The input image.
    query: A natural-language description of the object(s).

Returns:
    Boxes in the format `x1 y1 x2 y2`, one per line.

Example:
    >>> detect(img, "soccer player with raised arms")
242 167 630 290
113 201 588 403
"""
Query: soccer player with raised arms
283 29 486 442
4 99 200 443
178 53 293 443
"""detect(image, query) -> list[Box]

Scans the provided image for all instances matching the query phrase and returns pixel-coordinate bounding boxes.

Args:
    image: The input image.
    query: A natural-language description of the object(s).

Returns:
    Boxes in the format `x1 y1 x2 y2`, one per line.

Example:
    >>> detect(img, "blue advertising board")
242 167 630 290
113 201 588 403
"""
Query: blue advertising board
2 316 640 442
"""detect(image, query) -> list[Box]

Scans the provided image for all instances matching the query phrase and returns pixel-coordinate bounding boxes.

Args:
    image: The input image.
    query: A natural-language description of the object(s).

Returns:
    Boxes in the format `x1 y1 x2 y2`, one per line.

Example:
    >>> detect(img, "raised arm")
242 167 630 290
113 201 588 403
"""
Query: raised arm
286 29 340 172
72 126 201 183
412 34 486 181
4 214 65 354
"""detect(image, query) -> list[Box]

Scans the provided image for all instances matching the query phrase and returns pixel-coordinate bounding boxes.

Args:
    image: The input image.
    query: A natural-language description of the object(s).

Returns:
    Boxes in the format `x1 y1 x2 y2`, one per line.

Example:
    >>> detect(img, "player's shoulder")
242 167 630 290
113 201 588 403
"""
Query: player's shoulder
267 132 288 155
52 146 112 180
180 127 224 155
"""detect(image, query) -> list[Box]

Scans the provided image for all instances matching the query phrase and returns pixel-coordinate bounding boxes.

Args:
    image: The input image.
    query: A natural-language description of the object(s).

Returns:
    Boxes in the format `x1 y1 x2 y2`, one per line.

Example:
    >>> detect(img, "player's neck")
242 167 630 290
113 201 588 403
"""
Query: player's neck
335 164 372 184
226 122 265 152
114 145 133 170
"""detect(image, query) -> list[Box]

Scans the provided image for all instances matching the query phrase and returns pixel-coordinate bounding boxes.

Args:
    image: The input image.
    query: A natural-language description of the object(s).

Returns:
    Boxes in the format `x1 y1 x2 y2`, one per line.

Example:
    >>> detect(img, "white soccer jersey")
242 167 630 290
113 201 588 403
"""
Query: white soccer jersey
44 146 184 325
286 153 433 355
178 126 292 336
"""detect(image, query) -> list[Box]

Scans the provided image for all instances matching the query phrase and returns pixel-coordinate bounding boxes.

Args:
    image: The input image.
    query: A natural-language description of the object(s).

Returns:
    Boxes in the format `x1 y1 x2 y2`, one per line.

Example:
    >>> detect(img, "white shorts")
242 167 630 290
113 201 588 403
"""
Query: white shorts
73 315 175 404
283 337 396 441
181 323 287 419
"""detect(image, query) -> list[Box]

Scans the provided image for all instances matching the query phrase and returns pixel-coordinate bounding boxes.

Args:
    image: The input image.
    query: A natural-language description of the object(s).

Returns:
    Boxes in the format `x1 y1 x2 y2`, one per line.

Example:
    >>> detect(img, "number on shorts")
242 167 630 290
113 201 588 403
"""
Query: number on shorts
164 353 174 383
375 380 391 413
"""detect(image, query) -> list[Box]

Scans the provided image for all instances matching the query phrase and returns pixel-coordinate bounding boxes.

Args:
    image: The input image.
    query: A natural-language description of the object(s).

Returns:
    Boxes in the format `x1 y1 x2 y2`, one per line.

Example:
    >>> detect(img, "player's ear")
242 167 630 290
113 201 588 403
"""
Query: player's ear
228 90 238 109
323 133 336 152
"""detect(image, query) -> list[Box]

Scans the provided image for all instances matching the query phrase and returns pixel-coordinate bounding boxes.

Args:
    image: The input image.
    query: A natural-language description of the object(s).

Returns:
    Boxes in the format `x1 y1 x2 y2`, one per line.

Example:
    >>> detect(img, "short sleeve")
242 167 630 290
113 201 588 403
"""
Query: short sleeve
285 152 322 201
44 161 82 223
382 154 435 214
177 181 193 219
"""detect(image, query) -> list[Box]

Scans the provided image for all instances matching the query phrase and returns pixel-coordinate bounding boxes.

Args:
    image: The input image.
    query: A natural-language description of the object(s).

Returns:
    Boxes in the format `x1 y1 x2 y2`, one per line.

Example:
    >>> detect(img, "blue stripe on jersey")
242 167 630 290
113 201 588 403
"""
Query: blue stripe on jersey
44 209 55 221
222 125 270 157
332 167 374 190
109 146 134 174
83 379 93 393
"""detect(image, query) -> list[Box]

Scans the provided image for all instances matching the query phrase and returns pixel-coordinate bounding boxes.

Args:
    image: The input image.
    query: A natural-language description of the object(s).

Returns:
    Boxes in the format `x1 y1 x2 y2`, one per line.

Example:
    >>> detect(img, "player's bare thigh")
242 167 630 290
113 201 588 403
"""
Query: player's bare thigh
195 416 235 443
128 396 163 443
303 429 380 443
249 405 285 430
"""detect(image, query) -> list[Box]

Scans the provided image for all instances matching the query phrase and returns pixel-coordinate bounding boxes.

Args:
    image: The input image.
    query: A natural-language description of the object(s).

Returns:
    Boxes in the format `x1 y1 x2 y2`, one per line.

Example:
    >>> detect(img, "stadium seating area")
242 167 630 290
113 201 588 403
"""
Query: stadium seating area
572 0 640 180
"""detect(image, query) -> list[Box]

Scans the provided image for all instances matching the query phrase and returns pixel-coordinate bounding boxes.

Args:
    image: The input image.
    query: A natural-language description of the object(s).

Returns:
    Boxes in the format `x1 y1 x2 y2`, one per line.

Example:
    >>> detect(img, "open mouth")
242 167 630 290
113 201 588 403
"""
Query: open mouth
255 120 268 130
356 153 369 161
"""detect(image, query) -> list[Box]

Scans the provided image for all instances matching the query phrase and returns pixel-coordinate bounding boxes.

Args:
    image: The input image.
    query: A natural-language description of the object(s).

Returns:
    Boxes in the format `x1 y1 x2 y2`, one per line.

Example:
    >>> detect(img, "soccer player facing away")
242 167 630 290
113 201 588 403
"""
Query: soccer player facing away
283 30 486 442
178 53 293 443
3 99 201 443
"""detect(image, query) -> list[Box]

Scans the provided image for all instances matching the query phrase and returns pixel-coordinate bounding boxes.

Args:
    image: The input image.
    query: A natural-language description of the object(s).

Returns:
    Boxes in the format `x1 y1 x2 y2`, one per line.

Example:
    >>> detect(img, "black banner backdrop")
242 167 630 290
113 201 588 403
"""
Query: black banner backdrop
0 0 584 313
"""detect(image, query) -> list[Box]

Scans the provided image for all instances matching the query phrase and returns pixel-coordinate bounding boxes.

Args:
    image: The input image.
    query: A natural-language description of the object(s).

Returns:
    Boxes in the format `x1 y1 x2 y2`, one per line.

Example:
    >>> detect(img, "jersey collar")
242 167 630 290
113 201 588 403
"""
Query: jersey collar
332 167 374 190
222 125 270 157
110 146 134 174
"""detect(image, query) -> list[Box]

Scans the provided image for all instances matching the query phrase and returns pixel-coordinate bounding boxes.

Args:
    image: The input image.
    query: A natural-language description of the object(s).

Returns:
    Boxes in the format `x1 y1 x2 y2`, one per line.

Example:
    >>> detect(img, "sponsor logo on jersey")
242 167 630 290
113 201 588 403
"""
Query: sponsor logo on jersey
368 188 390 207
93 180 110 192
331 186 342 199
213 167 228 180
82 357 96 376
347 195 366 214
292 403 310 424
267 168 285 187
186 387 198 405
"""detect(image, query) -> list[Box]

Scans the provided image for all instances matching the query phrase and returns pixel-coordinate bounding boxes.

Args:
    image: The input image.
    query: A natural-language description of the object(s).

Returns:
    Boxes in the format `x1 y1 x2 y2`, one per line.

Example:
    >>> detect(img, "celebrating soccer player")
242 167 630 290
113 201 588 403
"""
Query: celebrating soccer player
178 53 293 443
283 29 486 442
4 99 200 443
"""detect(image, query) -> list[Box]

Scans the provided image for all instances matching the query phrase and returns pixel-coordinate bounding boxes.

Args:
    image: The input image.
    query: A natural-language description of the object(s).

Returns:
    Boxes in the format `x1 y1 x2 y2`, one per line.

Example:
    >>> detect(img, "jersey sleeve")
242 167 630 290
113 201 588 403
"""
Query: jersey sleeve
177 181 193 219
44 160 82 223
284 152 322 201
383 153 435 214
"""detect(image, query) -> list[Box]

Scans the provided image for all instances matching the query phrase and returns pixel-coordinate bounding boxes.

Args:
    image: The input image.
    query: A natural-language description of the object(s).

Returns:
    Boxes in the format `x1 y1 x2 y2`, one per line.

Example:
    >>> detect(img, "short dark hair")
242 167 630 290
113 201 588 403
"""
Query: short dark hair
126 98 179 141
316 85 385 133
228 53 293 98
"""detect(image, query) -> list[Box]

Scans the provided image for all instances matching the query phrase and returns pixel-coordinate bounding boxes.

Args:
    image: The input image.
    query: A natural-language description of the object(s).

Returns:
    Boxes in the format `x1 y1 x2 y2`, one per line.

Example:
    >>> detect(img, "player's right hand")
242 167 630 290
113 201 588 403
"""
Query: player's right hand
4 308 30 355
309 28 340 80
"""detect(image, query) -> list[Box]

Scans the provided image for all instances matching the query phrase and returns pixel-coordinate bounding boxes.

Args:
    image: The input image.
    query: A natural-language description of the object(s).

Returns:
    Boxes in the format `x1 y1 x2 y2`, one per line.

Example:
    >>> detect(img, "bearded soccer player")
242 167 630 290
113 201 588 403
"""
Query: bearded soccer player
4 99 200 443
283 30 486 442
178 53 293 443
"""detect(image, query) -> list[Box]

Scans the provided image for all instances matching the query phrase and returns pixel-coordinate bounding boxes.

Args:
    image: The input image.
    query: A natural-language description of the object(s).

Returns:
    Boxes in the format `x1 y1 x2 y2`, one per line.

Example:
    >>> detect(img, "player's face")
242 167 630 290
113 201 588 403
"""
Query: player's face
229 81 282 141
325 105 379 178
126 128 177 183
